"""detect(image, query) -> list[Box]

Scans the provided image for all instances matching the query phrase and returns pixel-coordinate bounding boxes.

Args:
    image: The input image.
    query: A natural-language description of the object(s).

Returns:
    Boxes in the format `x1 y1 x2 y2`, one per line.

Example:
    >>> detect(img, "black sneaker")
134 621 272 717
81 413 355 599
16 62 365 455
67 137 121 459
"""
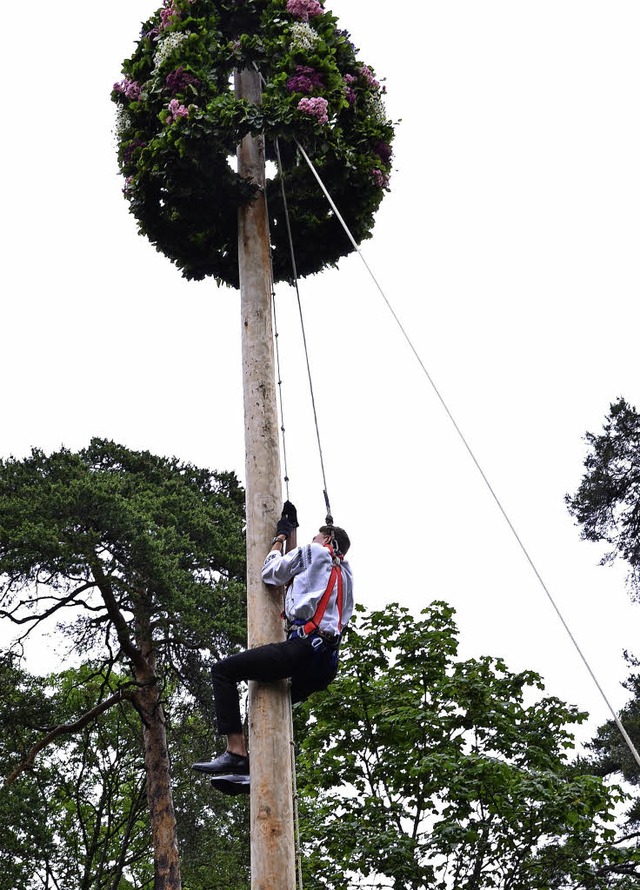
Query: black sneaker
192 750 249 778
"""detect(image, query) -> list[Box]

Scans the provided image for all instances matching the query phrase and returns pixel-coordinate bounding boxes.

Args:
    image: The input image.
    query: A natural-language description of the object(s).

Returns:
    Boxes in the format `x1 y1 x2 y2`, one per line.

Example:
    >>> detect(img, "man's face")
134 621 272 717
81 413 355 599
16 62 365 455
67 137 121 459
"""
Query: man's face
312 532 331 545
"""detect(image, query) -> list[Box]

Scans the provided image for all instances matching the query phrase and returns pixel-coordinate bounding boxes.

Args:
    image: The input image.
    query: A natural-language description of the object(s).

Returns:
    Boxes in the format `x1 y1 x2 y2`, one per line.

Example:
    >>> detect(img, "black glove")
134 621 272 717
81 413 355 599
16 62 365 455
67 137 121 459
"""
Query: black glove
276 517 294 538
276 501 298 538
281 500 299 528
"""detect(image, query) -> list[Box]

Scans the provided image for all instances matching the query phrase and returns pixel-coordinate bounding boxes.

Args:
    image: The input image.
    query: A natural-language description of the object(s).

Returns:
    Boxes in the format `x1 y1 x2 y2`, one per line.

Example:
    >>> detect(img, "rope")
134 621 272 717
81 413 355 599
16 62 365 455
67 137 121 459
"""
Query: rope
250 61 333 520
259 134 291 502
294 137 640 774
271 291 291 502
252 61 334 520
288 691 304 890
274 136 333 523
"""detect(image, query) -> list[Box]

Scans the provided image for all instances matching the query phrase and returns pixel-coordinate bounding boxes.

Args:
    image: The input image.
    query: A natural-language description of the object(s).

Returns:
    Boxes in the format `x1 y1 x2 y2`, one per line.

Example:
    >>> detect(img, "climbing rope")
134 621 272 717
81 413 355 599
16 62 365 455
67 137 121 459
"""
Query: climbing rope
269 140 337 890
260 136 291 503
288 690 304 890
252 61 334 524
271 290 291 503
292 136 640 773
273 135 334 526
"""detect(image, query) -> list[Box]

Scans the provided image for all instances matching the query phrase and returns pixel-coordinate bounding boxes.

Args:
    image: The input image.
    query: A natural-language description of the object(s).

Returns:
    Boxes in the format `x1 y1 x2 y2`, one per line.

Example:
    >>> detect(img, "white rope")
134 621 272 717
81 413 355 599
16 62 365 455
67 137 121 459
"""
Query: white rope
288 692 304 890
259 143 291 503
271 291 291 503
274 137 333 520
294 138 640 773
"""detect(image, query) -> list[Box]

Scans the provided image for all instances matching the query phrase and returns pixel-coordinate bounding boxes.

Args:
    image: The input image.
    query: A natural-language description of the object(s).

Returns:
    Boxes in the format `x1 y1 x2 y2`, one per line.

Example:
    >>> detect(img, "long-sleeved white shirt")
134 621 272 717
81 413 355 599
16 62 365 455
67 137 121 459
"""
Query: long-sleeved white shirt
261 542 354 636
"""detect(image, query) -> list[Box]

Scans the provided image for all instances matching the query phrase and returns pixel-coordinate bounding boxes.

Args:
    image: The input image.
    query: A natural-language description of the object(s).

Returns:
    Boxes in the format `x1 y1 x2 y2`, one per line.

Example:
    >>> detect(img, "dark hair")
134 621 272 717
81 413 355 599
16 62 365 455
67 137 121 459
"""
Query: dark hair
319 525 351 555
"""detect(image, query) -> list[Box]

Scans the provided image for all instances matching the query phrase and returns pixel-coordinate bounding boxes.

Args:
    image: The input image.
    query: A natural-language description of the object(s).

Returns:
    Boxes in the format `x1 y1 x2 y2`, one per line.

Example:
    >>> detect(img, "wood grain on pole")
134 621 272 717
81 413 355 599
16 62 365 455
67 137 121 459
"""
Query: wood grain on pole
235 66 296 890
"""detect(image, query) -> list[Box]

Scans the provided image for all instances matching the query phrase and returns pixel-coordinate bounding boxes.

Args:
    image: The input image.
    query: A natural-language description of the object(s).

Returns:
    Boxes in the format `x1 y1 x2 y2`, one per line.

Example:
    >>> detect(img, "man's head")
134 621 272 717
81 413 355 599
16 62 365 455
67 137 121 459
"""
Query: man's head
315 524 351 555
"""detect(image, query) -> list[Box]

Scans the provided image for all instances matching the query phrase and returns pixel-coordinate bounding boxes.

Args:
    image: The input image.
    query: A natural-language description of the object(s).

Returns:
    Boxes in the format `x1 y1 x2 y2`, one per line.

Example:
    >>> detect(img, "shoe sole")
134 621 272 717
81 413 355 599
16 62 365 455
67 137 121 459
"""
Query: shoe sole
211 777 250 796
211 772 250 783
192 764 249 777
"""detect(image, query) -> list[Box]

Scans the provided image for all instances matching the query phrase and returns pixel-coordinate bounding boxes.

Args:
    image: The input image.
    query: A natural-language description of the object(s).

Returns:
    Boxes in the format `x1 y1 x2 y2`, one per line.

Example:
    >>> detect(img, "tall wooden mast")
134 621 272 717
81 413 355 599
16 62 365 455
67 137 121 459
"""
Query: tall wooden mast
235 66 297 889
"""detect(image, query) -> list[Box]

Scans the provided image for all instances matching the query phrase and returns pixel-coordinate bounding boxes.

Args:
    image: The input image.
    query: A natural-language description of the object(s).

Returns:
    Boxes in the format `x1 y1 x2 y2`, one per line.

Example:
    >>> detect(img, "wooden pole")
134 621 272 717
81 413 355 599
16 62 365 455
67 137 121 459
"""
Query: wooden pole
235 67 297 890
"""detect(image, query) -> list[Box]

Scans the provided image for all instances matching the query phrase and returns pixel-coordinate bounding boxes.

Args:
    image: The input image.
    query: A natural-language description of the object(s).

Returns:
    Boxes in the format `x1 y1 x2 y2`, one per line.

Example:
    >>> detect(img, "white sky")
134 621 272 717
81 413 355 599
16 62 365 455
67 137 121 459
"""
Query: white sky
3 0 640 748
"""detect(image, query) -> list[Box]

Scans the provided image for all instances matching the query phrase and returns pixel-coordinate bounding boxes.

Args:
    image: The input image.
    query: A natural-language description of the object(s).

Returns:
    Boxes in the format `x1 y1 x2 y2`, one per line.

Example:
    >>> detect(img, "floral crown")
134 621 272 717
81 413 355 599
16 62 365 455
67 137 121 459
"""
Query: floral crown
112 0 395 287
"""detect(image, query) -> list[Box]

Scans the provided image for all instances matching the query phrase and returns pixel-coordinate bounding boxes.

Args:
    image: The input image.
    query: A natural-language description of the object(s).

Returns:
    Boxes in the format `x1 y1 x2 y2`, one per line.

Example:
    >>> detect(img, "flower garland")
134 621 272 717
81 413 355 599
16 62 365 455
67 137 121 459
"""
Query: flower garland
112 0 395 287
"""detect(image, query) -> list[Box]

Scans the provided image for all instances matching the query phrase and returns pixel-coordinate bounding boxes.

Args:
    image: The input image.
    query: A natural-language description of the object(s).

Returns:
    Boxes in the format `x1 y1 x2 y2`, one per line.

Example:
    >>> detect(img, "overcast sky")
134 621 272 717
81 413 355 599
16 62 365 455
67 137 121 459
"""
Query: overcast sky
3 0 640 747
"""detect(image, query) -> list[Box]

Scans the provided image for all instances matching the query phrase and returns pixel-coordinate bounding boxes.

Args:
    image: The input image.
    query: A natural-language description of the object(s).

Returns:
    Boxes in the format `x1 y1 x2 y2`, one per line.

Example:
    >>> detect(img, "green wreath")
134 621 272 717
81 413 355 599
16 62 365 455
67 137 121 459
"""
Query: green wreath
112 0 395 287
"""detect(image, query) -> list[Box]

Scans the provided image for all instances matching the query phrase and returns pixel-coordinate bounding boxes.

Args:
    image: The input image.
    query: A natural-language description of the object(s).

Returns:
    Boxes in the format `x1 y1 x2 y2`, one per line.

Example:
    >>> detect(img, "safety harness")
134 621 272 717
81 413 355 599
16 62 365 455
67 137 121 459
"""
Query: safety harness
302 544 344 637
287 544 344 642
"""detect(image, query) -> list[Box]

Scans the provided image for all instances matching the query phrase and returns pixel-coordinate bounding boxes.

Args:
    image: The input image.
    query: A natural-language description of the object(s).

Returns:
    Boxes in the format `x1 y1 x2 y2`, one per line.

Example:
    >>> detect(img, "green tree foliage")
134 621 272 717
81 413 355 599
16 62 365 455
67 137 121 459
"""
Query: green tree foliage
566 398 640 844
566 397 640 600
0 656 250 890
0 439 247 889
0 438 246 663
295 603 640 889
0 654 58 889
583 660 640 828
169 682 250 890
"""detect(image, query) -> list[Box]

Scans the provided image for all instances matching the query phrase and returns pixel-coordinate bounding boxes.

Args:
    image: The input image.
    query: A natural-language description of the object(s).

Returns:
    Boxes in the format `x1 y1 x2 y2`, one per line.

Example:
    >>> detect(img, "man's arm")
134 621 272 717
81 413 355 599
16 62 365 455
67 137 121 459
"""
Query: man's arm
262 501 301 583
269 533 288 553
270 500 298 553
269 525 297 554
262 541 304 585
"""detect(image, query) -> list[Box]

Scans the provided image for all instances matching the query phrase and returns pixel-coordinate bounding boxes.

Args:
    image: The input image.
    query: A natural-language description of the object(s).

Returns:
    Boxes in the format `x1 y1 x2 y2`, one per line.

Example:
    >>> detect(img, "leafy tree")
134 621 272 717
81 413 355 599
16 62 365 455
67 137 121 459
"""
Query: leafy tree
0 655 249 890
566 399 640 853
295 602 640 889
0 656 250 890
582 659 640 827
170 692 250 890
565 397 640 600
0 653 58 890
0 440 246 890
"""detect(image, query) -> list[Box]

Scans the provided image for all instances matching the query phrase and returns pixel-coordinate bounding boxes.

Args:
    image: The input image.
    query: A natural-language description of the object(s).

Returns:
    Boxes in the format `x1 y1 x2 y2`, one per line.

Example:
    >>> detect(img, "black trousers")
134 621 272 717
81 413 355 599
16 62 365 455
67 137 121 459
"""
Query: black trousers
211 635 339 736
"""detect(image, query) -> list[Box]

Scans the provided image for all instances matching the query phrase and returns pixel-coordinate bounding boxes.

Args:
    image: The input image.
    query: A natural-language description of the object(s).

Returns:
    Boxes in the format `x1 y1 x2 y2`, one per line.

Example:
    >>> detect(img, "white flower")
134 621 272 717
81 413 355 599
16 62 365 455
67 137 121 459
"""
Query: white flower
290 22 319 52
114 106 132 142
365 92 388 125
153 31 189 69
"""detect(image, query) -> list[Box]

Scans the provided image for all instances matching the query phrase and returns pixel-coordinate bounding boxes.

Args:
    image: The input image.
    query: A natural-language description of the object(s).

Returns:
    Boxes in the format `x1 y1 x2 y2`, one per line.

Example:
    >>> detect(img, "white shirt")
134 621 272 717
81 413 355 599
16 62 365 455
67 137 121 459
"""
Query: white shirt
261 542 354 636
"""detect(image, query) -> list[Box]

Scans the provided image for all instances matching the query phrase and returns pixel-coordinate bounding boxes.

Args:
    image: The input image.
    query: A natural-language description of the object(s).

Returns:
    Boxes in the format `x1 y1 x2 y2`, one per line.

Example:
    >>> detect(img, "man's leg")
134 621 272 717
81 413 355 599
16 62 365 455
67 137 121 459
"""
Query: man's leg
290 640 339 704
212 639 310 734
194 638 311 776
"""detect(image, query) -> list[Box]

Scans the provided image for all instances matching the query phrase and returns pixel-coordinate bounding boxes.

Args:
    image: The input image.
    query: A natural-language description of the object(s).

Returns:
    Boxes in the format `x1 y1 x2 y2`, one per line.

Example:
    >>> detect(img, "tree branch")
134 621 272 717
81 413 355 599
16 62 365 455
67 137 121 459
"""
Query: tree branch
0 581 97 625
4 687 135 786
90 561 147 673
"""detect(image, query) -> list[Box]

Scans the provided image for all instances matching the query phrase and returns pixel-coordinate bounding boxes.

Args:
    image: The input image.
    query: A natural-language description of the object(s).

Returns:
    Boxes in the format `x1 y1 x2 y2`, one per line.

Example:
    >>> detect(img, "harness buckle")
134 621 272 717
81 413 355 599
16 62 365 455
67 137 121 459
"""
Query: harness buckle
286 622 308 639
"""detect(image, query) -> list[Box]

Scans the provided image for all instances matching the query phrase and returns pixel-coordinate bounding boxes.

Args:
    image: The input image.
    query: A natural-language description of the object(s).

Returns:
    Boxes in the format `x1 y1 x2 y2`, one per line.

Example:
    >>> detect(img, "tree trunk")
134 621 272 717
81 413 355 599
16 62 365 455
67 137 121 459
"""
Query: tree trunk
135 610 182 890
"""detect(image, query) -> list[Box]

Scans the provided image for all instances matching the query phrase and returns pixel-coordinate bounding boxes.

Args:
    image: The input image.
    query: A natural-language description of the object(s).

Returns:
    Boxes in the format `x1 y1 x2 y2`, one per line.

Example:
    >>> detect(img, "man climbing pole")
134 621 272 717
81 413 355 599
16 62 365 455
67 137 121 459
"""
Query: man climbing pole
193 501 354 787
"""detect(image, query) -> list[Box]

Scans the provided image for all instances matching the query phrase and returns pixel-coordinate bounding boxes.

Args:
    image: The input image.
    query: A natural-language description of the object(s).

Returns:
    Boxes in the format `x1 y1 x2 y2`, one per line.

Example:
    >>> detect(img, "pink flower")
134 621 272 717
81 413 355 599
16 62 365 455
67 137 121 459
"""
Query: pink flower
166 98 191 123
114 78 141 100
160 2 180 28
371 168 389 188
286 0 323 22
342 73 357 104
359 65 380 90
297 96 329 124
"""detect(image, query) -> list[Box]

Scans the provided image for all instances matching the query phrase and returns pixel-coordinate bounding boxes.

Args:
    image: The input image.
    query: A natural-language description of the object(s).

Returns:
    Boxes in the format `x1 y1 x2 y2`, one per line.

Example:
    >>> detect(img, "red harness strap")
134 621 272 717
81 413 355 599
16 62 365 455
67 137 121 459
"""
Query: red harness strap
302 546 344 637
